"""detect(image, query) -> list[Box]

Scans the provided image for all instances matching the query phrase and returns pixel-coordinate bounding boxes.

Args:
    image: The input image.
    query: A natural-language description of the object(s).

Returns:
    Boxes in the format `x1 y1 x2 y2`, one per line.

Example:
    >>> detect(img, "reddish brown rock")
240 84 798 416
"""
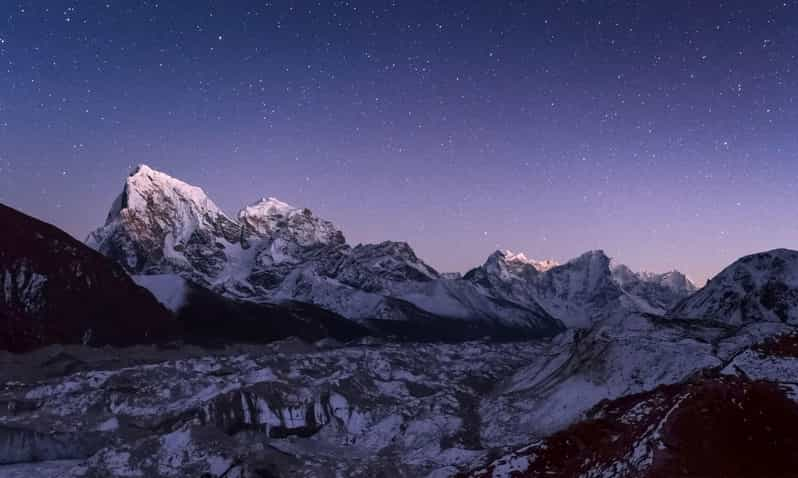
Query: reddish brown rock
465 376 798 478
755 332 798 358
0 203 178 352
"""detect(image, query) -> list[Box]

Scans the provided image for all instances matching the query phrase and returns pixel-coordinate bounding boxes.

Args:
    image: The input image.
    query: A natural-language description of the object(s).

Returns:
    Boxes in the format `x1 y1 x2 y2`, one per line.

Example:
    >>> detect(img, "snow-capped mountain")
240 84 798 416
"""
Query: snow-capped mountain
88 165 564 339
493 250 559 273
670 248 798 325
239 197 345 247
0 203 178 352
465 249 695 327
87 164 241 279
335 241 440 292
612 263 697 312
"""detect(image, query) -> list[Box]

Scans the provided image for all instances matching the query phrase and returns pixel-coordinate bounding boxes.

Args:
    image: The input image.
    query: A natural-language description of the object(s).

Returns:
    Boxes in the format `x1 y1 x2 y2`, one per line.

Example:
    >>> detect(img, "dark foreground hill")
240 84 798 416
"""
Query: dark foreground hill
0 203 178 352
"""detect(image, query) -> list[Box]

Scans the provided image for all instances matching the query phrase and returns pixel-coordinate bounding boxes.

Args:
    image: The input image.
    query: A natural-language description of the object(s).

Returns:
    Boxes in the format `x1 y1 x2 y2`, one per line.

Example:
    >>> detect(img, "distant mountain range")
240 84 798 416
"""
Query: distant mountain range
7 164 798 350
83 164 697 339
3 165 798 477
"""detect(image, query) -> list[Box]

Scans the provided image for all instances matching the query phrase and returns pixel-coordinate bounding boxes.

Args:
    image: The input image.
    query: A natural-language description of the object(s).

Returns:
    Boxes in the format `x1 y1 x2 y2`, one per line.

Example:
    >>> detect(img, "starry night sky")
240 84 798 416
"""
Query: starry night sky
2 1 798 283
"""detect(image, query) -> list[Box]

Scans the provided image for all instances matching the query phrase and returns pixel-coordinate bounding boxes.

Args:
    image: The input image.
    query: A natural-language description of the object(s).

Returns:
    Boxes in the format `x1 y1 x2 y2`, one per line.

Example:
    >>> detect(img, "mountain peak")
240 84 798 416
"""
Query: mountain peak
672 248 798 324
119 164 225 218
241 197 297 218
566 249 611 269
87 165 240 274
577 249 608 259
611 258 697 294
488 249 560 272
131 163 154 176
239 196 344 246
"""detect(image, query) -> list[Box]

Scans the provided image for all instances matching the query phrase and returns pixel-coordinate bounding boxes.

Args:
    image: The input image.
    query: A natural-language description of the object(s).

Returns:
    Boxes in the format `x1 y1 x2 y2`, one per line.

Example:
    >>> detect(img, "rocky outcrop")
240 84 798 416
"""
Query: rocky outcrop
670 249 798 325
466 250 694 327
0 203 178 352
612 264 697 312
465 374 798 478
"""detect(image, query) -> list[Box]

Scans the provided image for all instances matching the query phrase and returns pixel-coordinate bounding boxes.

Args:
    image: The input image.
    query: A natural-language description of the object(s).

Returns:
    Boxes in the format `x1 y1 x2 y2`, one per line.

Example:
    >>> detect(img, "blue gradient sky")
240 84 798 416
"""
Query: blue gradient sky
2 1 798 284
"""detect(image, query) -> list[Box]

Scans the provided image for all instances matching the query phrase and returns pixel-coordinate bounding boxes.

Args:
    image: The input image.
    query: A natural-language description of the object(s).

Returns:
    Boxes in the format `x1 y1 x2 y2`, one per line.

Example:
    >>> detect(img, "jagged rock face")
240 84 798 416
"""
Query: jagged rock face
530 250 624 327
467 250 696 328
463 250 555 321
612 264 697 313
334 241 440 293
671 249 798 325
483 250 542 282
86 165 241 279
0 203 178 352
466 250 623 327
499 251 559 273
468 334 798 478
240 198 348 292
87 166 564 339
239 197 345 247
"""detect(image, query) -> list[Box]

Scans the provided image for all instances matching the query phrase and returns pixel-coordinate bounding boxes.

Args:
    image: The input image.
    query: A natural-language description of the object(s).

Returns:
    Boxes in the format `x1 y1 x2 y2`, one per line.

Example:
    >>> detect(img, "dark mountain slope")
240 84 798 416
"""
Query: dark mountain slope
0 203 178 352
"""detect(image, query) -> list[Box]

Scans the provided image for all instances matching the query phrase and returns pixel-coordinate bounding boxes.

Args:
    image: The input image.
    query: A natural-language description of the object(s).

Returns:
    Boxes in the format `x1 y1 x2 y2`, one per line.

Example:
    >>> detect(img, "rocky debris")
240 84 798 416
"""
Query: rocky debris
476 314 794 449
0 315 795 477
0 341 550 477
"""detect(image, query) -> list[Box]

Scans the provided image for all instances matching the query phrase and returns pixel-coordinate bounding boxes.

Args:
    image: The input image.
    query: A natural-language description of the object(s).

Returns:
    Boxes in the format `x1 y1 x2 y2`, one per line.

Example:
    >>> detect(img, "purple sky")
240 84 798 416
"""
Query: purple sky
2 1 798 284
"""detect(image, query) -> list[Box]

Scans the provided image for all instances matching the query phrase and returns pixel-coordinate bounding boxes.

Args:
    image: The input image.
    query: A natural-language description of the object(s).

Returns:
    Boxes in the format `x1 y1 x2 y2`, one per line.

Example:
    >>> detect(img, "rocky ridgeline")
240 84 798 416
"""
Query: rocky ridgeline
85 165 697 341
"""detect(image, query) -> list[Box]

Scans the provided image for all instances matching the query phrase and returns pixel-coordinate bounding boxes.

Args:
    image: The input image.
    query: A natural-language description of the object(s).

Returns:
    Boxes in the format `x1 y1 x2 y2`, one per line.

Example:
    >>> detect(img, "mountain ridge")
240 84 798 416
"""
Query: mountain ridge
86 165 698 336
86 165 566 339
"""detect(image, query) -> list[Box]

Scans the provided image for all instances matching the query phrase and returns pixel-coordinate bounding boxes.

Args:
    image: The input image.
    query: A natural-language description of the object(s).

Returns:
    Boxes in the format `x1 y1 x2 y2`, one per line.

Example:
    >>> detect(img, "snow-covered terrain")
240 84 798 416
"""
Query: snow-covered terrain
131 274 189 312
0 340 551 477
464 249 696 328
1 312 795 478
467 332 798 478
671 248 798 325
87 165 564 339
